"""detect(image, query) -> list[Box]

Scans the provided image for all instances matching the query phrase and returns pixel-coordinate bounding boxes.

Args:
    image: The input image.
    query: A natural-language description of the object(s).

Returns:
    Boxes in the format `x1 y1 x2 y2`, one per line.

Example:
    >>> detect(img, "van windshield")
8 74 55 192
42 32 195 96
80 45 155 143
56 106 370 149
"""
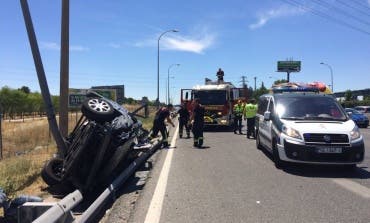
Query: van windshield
275 96 347 121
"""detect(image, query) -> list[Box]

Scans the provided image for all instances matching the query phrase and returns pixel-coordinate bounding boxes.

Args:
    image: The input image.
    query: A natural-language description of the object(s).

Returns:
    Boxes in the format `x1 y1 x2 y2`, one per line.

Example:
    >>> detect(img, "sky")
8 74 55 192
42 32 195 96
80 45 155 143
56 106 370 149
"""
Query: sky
1 0 370 104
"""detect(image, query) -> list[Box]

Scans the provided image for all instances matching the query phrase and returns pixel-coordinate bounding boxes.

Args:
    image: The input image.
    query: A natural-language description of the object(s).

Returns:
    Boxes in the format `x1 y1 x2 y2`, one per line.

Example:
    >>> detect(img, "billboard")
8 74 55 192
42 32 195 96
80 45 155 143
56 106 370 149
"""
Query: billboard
277 61 301 72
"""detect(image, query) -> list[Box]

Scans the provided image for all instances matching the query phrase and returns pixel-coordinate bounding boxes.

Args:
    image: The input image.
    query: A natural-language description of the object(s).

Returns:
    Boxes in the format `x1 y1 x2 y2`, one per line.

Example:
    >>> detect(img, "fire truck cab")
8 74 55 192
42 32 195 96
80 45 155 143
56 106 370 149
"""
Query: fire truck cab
181 79 245 127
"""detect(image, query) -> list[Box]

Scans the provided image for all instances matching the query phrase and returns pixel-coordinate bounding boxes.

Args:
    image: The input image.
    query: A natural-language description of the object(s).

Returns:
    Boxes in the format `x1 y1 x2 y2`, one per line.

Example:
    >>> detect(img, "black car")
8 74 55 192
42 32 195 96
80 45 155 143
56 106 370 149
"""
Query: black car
41 92 149 192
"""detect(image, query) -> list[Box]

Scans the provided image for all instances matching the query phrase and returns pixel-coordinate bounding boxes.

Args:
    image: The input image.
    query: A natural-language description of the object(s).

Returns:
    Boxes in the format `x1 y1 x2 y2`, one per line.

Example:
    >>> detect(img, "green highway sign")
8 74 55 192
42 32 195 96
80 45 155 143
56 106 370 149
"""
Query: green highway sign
69 94 86 107
68 88 117 107
277 61 301 72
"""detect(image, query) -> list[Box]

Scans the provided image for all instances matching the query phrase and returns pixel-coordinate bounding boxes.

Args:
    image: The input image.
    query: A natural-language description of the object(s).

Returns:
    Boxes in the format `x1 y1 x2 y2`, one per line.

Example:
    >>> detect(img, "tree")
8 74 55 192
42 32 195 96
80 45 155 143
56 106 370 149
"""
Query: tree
19 86 31 94
344 90 353 101
273 79 288 85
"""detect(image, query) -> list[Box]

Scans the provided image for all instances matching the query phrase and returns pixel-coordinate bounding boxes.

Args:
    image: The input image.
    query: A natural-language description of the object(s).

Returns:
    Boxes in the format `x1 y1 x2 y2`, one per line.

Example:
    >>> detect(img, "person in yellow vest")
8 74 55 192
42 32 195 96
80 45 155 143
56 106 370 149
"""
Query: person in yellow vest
244 99 258 139
233 99 244 134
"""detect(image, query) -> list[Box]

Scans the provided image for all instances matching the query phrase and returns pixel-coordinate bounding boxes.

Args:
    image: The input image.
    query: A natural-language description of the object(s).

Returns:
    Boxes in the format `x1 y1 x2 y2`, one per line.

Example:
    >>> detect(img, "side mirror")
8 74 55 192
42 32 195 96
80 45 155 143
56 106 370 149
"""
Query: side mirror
347 111 352 116
264 111 271 121
185 92 189 100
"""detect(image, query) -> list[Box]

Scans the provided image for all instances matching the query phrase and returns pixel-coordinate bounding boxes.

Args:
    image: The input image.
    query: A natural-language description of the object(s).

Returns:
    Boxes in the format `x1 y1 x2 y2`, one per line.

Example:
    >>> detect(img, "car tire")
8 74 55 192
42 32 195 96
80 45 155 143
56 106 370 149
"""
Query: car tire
81 97 117 122
256 131 263 150
41 158 64 186
272 140 285 169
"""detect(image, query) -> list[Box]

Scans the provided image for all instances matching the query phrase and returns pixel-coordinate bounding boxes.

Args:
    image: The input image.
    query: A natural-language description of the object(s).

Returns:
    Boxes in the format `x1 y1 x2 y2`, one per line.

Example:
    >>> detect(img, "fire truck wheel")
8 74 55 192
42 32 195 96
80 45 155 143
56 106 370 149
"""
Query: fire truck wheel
41 158 64 186
81 97 117 122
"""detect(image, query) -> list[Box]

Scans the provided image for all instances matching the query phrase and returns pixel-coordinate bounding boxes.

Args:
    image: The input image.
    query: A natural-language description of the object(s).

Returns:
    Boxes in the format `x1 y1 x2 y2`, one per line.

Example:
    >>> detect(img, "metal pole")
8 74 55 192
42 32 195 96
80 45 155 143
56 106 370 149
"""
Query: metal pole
167 64 180 105
157 29 179 109
320 62 334 92
254 76 257 91
59 0 69 138
20 0 67 156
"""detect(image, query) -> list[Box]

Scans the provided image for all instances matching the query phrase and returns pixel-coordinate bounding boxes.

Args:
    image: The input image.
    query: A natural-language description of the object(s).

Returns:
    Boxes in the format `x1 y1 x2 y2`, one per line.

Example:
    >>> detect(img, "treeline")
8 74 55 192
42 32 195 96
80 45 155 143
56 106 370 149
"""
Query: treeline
0 86 156 120
0 86 59 120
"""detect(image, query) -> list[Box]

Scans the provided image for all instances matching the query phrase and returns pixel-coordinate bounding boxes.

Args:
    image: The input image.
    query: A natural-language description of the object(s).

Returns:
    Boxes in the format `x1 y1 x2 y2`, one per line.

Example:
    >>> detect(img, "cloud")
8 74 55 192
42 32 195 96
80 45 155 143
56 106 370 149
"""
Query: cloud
40 41 89 52
108 42 121 49
134 31 215 54
161 34 215 54
249 5 305 30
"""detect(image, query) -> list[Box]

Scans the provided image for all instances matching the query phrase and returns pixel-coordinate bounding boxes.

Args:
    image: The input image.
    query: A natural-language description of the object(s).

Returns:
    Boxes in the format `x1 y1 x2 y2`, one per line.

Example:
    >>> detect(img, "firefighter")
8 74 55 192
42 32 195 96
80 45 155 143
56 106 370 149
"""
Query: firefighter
178 102 190 138
244 99 258 139
190 98 205 148
216 68 224 82
150 104 175 148
233 99 244 134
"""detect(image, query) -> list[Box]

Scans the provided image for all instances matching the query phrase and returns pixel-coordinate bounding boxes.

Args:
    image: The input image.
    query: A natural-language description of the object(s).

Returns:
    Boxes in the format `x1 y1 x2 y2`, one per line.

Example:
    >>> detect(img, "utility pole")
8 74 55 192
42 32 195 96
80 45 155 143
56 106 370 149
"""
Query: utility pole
59 0 69 137
240 76 248 99
254 76 257 91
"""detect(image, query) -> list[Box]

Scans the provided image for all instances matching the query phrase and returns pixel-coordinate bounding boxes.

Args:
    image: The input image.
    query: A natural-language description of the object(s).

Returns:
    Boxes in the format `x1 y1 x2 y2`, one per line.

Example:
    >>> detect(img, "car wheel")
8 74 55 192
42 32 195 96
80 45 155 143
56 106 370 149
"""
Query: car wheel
256 131 263 150
41 158 64 186
81 97 117 122
272 140 285 169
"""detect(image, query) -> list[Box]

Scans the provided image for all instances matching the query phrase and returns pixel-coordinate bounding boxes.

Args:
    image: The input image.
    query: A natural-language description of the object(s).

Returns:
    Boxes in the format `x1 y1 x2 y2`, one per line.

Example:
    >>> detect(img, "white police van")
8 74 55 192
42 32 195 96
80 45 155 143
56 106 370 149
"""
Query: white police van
255 83 365 169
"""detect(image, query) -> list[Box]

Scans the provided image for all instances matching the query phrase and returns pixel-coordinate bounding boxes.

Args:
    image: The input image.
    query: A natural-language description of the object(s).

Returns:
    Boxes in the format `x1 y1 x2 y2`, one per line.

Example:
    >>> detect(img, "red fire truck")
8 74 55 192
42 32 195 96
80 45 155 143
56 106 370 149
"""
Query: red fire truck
181 78 246 128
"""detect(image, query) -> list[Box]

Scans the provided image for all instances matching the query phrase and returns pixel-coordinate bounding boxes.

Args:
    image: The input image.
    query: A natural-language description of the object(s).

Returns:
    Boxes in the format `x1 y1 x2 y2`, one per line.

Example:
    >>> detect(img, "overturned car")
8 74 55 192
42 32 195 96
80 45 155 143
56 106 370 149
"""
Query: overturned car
41 92 150 193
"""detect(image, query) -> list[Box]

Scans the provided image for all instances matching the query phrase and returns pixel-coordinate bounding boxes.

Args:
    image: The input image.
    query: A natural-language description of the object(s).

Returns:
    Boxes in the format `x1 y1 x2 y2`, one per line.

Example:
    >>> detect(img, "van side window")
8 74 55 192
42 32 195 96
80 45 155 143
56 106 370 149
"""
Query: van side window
258 97 268 115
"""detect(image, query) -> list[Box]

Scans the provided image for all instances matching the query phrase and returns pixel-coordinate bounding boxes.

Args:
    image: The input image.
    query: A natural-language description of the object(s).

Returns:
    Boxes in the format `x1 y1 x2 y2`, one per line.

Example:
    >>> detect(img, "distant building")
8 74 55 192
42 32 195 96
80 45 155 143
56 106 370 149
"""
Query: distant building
91 85 125 104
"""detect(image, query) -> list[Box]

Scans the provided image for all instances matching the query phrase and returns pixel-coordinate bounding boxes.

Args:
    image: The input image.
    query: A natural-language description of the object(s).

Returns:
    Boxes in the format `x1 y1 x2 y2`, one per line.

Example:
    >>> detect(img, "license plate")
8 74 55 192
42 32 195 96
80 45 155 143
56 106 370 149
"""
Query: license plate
316 147 342 153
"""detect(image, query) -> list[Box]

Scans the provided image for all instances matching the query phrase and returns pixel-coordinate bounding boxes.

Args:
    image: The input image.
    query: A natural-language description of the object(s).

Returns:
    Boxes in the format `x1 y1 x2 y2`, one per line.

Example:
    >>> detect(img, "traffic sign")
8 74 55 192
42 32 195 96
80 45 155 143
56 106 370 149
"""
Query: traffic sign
277 61 301 72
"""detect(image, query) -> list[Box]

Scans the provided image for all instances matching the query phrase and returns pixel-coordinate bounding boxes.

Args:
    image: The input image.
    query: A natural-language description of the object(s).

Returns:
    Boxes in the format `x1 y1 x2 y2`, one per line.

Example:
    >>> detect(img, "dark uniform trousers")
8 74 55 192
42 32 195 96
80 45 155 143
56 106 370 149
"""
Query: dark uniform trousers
192 124 203 147
179 118 190 137
246 117 256 138
234 115 242 133
151 120 168 145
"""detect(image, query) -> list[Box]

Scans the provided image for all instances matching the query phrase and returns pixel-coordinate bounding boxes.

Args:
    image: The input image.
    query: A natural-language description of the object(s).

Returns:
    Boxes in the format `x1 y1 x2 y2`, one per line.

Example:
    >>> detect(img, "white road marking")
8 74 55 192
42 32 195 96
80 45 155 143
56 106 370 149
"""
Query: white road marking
332 179 370 199
144 124 179 223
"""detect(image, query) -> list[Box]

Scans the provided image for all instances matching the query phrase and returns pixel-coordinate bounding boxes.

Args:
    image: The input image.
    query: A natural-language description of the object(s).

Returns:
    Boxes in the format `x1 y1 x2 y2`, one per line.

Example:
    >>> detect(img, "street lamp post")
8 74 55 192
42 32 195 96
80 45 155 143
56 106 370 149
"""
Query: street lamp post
157 29 179 109
167 63 180 105
320 62 334 92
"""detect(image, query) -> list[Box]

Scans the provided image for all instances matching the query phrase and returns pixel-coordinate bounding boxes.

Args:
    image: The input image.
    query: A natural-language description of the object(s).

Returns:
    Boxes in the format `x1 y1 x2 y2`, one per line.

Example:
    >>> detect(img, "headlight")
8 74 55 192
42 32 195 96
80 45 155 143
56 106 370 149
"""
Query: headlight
282 125 302 139
217 112 222 115
350 126 361 140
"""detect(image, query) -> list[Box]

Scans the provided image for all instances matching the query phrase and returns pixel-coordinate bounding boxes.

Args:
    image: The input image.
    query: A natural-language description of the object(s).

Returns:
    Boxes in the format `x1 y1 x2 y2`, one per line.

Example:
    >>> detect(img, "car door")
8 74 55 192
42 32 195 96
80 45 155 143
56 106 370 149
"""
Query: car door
258 96 272 151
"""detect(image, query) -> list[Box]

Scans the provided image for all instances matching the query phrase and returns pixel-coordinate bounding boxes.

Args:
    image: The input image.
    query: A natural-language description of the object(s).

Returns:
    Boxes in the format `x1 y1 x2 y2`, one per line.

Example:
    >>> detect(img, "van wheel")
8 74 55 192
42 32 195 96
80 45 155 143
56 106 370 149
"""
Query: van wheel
256 131 263 150
272 141 284 169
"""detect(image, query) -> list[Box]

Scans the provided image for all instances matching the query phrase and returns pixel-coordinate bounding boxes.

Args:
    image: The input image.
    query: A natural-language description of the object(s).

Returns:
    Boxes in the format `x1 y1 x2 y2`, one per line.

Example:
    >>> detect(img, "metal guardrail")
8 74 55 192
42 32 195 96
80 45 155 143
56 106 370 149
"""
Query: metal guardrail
77 139 161 222
32 190 83 223
31 139 161 223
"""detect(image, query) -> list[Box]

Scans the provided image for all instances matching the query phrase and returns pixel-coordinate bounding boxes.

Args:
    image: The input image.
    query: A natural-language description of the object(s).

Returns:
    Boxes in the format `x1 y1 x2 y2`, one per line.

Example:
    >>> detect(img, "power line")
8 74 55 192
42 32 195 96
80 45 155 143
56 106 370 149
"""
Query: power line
311 0 370 27
351 0 370 11
280 0 370 36
336 0 370 18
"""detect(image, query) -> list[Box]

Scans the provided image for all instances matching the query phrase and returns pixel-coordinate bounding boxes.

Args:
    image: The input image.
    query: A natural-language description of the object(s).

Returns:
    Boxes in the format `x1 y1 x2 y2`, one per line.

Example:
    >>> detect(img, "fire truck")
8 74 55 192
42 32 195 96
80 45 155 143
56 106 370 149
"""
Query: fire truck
181 78 246 127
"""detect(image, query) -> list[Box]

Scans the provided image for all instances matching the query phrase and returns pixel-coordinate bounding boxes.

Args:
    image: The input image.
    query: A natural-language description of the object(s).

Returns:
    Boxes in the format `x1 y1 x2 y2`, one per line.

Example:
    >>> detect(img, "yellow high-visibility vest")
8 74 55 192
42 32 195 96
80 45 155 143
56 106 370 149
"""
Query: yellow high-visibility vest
244 103 257 118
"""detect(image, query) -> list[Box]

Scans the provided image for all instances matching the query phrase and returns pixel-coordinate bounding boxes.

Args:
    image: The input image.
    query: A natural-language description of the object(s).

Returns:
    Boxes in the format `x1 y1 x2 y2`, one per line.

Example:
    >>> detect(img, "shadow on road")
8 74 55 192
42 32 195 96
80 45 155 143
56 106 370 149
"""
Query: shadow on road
282 164 370 179
260 148 370 179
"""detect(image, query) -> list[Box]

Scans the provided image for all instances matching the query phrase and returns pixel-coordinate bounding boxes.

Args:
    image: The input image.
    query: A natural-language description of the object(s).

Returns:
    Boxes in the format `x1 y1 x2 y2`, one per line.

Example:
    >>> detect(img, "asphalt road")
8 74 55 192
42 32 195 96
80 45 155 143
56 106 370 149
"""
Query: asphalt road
128 124 370 223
